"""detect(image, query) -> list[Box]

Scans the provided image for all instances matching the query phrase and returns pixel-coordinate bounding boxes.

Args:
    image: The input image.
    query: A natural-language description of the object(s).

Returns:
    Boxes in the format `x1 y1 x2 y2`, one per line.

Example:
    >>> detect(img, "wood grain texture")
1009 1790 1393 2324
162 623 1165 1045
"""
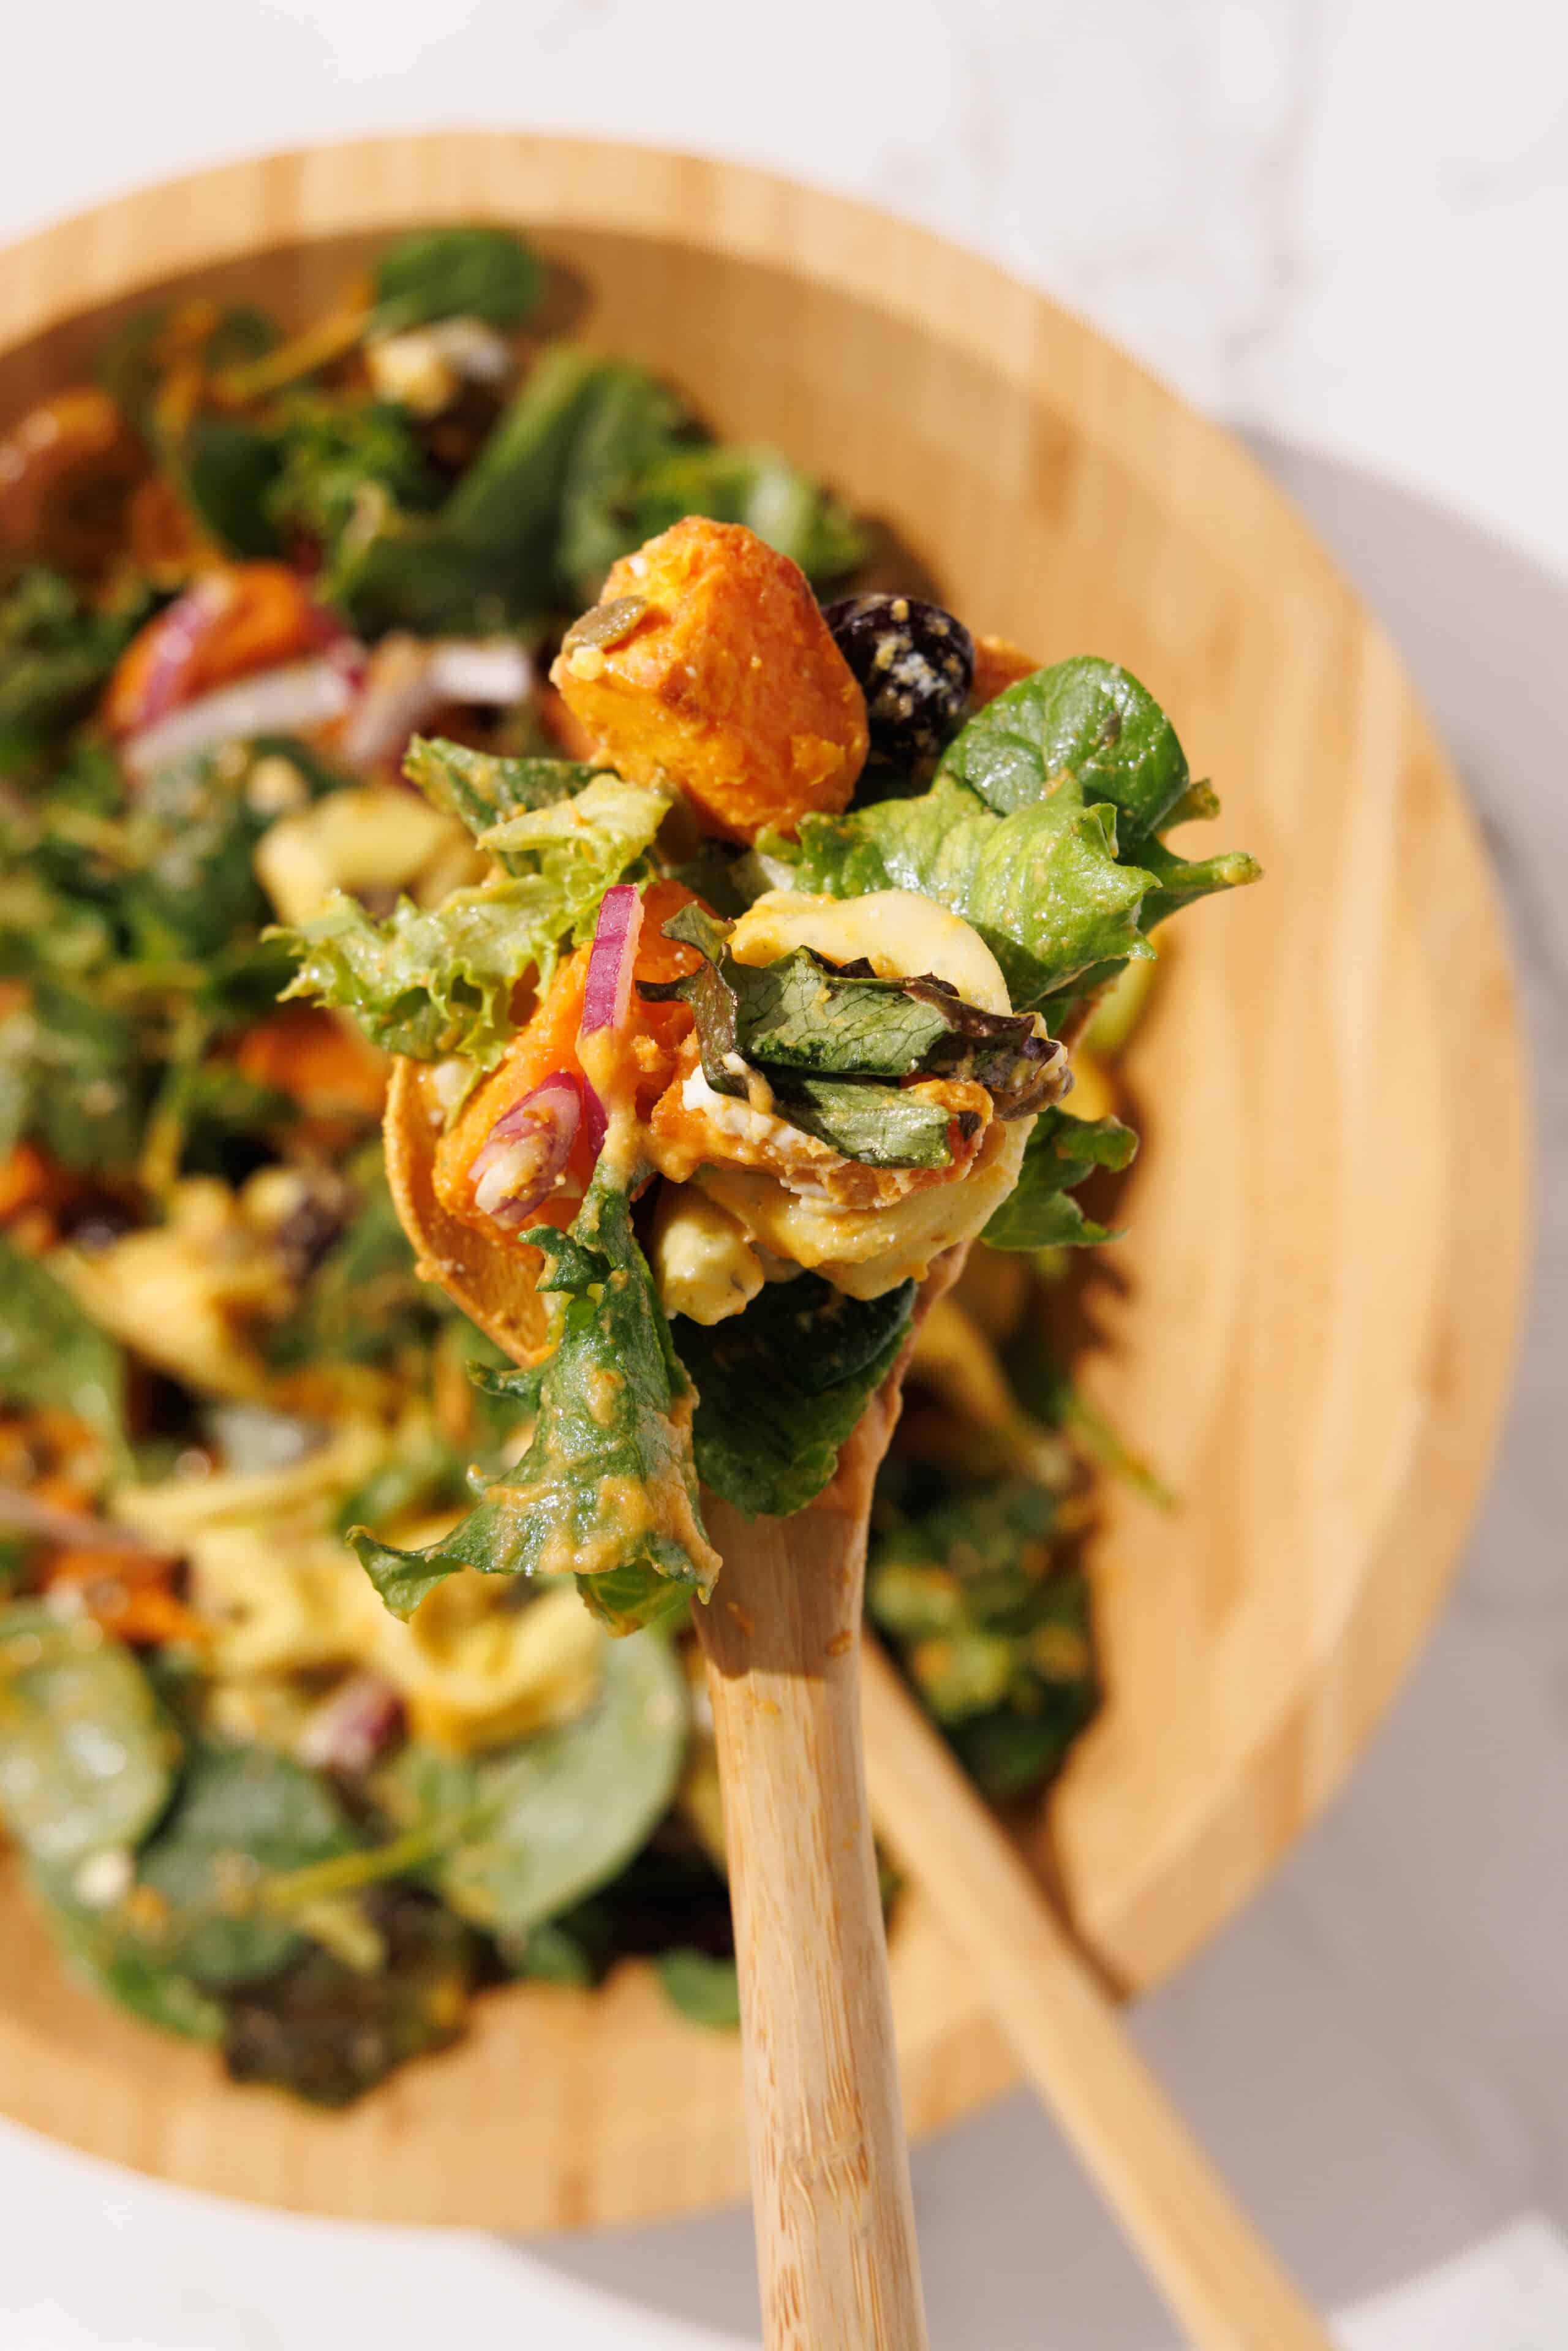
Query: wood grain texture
0 135 1532 2232
861 1637 1332 2350
699 1401 926 2348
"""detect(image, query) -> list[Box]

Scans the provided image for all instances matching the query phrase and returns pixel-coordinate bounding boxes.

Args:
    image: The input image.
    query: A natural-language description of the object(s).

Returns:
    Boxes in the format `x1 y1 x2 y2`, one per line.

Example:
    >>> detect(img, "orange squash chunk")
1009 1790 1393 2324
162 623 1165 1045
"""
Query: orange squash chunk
971 633 1039 709
104 560 318 736
551 518 868 843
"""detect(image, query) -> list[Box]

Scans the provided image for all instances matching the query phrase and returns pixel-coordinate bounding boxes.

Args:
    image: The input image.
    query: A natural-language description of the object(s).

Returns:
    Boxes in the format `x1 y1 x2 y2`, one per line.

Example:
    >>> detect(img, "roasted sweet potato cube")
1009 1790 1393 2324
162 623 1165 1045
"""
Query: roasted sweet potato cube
550 518 868 843
971 633 1039 709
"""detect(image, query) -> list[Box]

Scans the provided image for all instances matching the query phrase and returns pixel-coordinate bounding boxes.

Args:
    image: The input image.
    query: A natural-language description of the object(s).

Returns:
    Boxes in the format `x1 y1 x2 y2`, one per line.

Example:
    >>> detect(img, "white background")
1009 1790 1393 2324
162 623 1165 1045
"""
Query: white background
3 5 1567 2345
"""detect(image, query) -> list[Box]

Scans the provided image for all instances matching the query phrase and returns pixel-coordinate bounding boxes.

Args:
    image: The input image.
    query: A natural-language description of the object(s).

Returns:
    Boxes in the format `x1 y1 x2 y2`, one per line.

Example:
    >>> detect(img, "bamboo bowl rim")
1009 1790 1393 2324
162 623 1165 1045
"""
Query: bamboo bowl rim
0 134 1532 2232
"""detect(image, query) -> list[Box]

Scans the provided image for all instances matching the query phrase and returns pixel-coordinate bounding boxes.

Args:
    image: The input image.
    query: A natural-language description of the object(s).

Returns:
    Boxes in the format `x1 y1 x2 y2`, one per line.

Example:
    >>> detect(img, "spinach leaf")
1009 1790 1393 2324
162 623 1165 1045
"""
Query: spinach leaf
674 1273 914 1518
554 363 693 605
280 772 666 1065
380 1628 687 1935
0 1235 127 1449
783 772 1156 1013
137 1740 360 1987
938 658 1190 837
0 1607 178 1865
371 225 545 335
28 1861 225 2040
1134 835 1265 931
352 1157 718 1632
221 1888 477 2107
177 415 284 558
656 1947 741 2028
982 1108 1137 1250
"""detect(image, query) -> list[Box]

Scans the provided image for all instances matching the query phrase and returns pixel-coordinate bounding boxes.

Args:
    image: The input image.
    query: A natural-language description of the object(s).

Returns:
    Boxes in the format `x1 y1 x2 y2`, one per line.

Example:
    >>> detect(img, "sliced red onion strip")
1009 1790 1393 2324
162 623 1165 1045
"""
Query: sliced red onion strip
582 1081 608 1158
471 1071 584 1229
340 634 530 771
121 659 354 779
579 883 644 1038
124 573 235 732
297 1672 405 1774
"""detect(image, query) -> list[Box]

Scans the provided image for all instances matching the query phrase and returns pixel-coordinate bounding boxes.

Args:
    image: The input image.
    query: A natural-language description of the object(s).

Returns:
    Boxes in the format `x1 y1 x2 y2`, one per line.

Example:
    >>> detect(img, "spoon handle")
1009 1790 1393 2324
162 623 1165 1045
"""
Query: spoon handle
699 1490 929 2351
860 1636 1336 2351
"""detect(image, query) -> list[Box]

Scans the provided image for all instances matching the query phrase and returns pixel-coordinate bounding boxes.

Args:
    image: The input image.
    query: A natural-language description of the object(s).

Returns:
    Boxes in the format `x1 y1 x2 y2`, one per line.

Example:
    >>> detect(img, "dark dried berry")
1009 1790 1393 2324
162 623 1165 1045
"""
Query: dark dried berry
824 593 975 772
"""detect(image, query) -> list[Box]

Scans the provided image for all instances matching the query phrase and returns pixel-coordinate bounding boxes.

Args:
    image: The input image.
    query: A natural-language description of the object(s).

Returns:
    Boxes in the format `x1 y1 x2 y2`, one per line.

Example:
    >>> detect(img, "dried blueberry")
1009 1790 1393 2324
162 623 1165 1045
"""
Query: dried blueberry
824 592 975 772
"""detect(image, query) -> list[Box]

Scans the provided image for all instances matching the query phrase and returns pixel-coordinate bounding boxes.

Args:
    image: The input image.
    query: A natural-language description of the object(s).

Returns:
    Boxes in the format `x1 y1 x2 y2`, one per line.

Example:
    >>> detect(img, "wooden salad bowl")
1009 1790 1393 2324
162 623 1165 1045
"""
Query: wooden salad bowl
0 135 1530 2230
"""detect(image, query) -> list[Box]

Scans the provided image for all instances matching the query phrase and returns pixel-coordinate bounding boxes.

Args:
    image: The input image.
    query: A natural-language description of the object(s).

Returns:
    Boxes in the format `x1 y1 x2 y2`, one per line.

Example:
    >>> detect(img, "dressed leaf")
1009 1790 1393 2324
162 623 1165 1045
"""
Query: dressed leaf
939 657 1191 837
221 1888 477 2107
0 1235 127 1449
137 1740 360 1988
982 1108 1138 1250
352 1157 718 1629
404 733 597 849
0 1606 178 1865
772 1075 957 1168
379 1628 688 1934
371 225 545 335
674 1274 914 1518
783 772 1156 1012
279 774 668 1065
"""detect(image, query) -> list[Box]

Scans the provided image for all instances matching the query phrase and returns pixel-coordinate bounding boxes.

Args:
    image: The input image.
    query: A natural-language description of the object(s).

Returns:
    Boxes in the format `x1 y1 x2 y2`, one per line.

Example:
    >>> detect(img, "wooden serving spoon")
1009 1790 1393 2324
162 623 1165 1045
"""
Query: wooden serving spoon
386 1059 1335 2351
387 1057 927 2348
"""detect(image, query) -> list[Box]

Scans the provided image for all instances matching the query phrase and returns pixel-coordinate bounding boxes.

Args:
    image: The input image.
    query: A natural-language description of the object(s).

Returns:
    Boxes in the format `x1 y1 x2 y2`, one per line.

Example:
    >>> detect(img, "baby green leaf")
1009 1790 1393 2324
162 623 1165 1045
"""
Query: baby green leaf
982 1108 1138 1250
380 1628 688 1936
938 658 1190 838
371 225 545 335
0 1607 178 1865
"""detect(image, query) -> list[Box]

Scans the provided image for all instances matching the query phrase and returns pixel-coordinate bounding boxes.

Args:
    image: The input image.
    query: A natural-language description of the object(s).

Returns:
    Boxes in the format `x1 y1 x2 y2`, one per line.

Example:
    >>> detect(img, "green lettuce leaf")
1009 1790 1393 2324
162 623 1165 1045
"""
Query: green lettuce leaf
674 1274 914 1518
352 1156 716 1633
783 771 1156 1011
278 771 668 1064
379 1629 687 1936
0 1235 127 1451
370 225 545 335
403 734 598 850
982 1108 1138 1250
631 443 867 584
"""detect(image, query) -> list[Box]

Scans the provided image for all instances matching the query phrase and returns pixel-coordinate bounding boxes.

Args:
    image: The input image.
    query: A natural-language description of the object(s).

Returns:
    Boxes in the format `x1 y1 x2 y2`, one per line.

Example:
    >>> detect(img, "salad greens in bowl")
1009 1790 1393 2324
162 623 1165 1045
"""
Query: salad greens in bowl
0 217 1259 2109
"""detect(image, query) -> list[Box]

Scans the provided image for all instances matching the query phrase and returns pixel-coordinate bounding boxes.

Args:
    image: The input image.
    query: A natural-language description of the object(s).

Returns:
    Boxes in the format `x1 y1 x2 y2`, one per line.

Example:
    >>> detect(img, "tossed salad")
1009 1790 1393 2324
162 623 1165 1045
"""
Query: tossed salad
0 225 1256 2102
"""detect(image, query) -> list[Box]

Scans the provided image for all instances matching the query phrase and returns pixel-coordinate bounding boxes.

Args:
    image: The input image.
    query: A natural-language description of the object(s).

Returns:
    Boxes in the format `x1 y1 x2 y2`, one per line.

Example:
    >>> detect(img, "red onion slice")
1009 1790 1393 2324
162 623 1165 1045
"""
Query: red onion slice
121 658 354 779
122 573 235 732
297 1673 405 1775
340 633 531 771
579 883 644 1038
470 1071 584 1229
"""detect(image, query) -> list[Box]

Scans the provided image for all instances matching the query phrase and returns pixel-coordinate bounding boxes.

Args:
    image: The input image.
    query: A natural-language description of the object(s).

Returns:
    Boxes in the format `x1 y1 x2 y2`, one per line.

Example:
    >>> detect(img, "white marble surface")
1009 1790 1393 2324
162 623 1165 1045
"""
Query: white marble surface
3 5 1567 2345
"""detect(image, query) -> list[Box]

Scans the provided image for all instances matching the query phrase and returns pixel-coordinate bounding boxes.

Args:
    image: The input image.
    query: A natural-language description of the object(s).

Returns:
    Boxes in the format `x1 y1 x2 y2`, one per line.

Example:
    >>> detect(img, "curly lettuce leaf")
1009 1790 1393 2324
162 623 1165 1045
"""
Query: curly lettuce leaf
982 1108 1138 1250
404 734 598 850
673 1274 914 1518
278 772 668 1064
784 771 1155 1012
352 1157 718 1632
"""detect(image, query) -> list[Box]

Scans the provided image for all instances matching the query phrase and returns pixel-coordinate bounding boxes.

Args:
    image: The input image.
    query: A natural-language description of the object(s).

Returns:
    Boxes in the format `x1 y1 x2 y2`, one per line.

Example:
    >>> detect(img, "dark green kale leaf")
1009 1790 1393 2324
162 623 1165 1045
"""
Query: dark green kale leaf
352 1157 717 1634
220 1889 477 2107
0 567 148 743
0 1605 178 1864
631 443 867 586
378 1629 688 1936
768 1074 957 1168
554 363 695 605
982 1108 1138 1250
176 415 284 558
265 397 435 572
867 1477 1098 1800
370 225 545 335
0 1234 127 1450
0 978 145 1171
673 1273 914 1518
